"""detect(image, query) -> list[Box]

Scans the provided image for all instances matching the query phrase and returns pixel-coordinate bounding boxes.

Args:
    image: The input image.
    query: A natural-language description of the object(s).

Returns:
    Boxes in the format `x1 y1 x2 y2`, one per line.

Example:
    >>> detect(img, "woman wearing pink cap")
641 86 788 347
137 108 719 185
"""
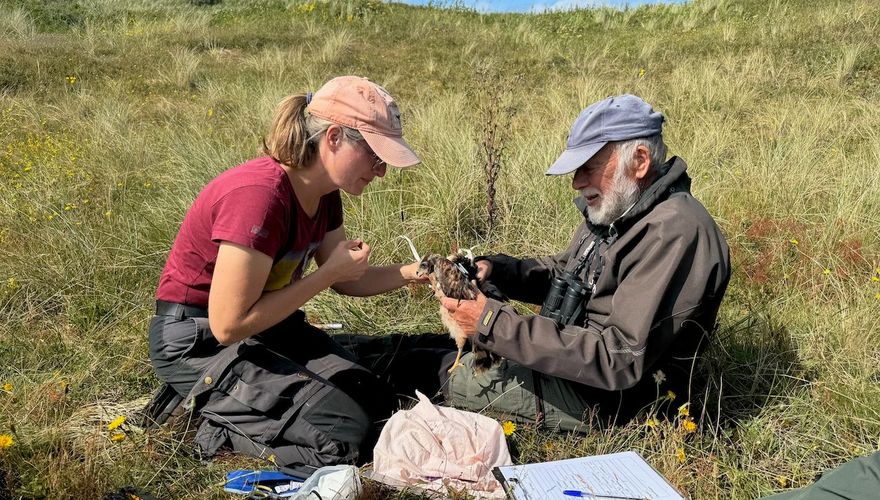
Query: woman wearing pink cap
147 76 425 476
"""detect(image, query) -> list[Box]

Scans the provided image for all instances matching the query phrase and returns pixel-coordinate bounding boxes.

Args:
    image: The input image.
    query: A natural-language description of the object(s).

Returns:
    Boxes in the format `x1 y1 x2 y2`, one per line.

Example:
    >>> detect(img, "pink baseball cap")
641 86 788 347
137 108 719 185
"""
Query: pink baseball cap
307 76 421 168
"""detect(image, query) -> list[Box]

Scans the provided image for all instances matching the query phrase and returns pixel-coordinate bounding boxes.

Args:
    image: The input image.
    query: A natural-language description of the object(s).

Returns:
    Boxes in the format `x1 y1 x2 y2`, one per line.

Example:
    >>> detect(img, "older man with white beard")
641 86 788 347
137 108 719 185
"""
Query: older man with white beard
438 94 731 431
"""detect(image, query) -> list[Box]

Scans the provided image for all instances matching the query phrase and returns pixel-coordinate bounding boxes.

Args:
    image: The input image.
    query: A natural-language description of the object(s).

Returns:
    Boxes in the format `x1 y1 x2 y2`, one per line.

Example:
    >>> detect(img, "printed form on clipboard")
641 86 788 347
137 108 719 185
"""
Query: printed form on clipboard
492 451 684 500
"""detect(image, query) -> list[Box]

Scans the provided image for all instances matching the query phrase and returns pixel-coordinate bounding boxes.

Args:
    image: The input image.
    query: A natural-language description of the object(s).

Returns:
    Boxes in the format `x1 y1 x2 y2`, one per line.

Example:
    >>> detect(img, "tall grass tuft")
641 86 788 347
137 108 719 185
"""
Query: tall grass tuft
834 43 866 85
0 6 35 39
166 47 201 90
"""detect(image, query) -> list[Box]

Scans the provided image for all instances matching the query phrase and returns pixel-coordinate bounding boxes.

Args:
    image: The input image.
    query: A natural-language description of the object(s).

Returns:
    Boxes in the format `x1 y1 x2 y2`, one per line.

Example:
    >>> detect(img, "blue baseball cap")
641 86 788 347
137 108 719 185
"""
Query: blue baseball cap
546 94 665 175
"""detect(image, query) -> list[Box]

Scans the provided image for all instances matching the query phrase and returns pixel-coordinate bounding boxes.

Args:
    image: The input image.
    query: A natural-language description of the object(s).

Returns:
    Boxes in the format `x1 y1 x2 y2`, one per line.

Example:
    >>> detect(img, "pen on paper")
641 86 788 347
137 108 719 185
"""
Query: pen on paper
562 489 648 500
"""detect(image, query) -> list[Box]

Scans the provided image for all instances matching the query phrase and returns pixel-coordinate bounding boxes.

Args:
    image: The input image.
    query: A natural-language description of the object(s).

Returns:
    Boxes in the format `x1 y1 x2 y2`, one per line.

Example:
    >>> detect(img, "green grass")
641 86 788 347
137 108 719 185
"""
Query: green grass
1 0 879 497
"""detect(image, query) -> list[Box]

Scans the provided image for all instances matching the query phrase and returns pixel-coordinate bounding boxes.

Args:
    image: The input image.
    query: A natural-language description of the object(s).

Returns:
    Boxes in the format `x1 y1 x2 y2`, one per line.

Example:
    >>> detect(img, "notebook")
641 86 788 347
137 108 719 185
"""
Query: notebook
492 450 684 500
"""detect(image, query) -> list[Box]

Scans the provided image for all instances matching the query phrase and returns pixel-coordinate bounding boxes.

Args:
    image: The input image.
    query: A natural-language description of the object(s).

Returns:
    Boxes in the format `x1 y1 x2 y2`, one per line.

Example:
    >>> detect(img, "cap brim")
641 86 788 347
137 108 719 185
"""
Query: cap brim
545 141 606 175
361 130 421 168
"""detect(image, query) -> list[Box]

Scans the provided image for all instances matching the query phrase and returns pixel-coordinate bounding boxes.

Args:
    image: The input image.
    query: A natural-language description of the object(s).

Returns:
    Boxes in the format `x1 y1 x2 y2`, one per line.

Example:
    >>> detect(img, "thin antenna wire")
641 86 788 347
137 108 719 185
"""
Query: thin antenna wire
398 235 421 262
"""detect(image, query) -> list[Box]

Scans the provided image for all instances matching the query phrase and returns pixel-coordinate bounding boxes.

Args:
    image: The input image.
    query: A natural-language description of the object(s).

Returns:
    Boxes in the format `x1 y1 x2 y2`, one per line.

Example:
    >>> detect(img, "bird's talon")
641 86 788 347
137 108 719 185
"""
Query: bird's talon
447 362 465 374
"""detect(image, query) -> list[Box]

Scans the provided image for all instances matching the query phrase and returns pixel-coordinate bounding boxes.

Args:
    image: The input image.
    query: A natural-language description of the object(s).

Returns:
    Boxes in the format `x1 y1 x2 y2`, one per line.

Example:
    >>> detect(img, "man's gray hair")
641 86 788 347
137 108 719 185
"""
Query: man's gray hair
616 134 667 172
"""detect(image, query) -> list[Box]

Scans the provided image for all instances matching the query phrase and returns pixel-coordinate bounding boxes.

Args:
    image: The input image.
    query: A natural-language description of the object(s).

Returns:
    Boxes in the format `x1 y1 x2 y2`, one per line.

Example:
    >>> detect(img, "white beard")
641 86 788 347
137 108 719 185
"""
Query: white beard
586 164 642 226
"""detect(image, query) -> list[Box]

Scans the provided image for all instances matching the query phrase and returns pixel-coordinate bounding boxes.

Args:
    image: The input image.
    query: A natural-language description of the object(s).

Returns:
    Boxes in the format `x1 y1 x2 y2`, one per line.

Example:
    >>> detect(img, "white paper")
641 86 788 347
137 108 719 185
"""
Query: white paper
494 451 684 500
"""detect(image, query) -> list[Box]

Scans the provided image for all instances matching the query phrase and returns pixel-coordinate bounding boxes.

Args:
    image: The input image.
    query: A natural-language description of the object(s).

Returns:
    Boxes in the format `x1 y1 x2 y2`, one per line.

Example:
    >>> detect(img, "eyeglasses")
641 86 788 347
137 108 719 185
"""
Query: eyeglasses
357 140 386 174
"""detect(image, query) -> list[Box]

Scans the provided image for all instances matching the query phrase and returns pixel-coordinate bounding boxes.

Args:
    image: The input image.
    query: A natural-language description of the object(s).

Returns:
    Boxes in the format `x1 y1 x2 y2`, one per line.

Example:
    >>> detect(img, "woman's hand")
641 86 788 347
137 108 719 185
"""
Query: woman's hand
400 261 429 283
322 238 371 284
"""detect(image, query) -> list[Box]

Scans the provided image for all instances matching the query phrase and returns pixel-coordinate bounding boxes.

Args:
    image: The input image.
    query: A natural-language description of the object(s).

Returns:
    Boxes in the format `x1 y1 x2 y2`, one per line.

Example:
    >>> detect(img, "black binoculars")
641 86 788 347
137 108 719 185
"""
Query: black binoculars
539 270 591 325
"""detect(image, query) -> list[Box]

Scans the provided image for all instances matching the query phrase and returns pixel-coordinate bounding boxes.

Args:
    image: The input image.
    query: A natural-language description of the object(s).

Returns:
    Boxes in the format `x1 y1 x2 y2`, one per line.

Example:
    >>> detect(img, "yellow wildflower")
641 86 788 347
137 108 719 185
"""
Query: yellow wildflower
0 434 13 448
1 383 11 393
107 415 126 431
110 432 126 443
666 390 676 401
502 421 517 436
207 108 214 117
777 475 789 487
297 1 317 13
638 68 646 78
789 239 798 245
268 454 277 464
66 75 77 85
682 418 697 433
875 292 880 300
675 448 685 463
823 268 831 276
678 403 689 417
871 276 879 282
645 417 658 429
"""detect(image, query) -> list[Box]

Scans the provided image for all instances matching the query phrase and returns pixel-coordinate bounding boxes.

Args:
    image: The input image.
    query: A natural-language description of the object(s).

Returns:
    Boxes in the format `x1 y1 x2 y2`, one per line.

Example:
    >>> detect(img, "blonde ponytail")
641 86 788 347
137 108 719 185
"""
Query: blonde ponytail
262 94 315 168
262 93 364 168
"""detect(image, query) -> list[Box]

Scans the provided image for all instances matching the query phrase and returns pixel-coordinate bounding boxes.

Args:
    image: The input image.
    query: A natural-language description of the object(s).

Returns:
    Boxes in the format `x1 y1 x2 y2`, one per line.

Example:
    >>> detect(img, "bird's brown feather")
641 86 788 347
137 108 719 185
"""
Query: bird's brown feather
417 252 502 374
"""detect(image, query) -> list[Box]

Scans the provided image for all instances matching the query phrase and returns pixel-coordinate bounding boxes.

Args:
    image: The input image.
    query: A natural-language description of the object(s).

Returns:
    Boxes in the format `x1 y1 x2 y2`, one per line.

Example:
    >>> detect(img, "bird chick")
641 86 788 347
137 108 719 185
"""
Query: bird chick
416 251 501 374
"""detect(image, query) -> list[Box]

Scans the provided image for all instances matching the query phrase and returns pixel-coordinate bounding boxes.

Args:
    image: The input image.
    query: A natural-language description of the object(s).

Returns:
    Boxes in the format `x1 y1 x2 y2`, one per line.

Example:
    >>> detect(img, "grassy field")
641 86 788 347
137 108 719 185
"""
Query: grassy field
1 0 879 497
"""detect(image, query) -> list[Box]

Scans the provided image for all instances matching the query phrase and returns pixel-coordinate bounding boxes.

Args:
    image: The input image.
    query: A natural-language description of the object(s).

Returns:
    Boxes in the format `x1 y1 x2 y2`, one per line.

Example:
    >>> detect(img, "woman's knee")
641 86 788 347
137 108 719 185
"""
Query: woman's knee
293 388 373 462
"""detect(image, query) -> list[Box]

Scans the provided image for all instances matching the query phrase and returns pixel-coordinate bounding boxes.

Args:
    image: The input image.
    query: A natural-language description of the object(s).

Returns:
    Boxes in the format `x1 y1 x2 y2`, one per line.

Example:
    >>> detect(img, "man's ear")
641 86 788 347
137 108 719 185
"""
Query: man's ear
631 144 652 180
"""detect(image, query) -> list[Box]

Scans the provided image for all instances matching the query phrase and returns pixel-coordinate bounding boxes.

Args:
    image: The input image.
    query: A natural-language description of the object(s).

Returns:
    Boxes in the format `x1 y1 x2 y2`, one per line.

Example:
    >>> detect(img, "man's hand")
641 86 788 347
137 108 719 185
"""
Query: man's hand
440 289 488 337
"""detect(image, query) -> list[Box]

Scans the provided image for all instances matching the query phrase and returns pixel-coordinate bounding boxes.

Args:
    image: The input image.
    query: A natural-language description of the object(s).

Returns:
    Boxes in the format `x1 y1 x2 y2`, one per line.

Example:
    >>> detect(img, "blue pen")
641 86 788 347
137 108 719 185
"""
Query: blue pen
562 490 646 500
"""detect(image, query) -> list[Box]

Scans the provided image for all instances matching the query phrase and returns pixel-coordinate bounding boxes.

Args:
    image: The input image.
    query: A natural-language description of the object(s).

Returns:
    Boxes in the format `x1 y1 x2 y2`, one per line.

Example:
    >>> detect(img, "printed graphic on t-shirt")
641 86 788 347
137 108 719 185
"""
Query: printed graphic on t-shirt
264 241 321 291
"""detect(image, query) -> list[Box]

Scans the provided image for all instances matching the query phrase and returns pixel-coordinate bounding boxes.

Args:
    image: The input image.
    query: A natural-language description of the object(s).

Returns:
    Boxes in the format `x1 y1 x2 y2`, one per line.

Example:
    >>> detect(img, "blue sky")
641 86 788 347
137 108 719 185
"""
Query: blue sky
399 0 687 14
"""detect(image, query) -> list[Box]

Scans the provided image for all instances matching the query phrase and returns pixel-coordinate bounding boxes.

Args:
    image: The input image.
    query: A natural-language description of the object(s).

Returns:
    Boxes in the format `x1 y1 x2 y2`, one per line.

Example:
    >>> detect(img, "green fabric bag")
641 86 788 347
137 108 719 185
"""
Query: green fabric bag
763 452 880 500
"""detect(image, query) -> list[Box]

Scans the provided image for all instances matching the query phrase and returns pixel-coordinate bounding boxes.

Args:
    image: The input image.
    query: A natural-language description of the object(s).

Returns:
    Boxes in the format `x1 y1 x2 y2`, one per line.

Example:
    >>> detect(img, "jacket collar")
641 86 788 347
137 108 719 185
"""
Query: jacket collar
573 156 692 237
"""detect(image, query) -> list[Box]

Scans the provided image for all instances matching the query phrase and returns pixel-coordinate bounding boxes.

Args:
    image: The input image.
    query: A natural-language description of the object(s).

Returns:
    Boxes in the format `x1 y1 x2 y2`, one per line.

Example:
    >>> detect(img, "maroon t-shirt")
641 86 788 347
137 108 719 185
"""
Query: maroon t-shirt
156 156 343 308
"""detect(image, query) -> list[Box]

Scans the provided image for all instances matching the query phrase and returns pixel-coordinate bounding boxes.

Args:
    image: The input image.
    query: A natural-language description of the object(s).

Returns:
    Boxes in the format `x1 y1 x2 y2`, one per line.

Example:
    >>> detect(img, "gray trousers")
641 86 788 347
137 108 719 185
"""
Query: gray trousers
148 310 395 477
446 351 597 433
445 349 694 432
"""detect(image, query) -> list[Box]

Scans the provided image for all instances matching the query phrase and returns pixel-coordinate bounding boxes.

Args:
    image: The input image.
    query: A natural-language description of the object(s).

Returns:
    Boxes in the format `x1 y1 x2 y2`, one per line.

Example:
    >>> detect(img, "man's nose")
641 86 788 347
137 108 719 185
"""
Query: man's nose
572 168 588 190
373 163 387 178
